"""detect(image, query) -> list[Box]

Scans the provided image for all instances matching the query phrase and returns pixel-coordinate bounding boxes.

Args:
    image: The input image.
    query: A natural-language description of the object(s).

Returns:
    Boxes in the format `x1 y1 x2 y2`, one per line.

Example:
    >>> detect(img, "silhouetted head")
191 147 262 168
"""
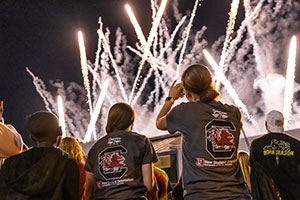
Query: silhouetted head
26 111 62 146
59 136 86 163
105 103 135 134
181 64 220 102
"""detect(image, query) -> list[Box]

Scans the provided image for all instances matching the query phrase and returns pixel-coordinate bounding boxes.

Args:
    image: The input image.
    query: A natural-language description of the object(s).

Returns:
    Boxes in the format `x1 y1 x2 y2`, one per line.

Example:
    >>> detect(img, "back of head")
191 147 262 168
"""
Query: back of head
105 103 135 134
59 136 86 163
265 110 284 133
26 111 61 144
181 64 220 103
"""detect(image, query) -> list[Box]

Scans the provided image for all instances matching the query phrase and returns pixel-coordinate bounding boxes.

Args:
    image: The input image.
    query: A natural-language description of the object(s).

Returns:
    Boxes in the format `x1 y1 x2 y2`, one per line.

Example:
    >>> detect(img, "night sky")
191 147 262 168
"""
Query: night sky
0 0 299 146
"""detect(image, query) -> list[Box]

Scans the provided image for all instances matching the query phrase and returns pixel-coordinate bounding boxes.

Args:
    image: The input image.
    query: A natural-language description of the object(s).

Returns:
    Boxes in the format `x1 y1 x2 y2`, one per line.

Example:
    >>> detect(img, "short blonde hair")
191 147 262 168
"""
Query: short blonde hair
59 136 86 163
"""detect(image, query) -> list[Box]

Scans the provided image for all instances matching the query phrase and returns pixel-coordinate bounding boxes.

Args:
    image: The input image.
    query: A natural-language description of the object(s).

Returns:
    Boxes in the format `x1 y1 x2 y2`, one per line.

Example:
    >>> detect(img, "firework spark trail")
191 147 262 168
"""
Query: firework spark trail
158 16 187 60
125 4 168 103
26 67 53 112
98 29 129 103
84 79 109 143
57 95 67 138
94 18 103 68
125 5 147 47
78 31 94 115
127 45 169 72
283 36 297 129
151 0 157 20
132 68 155 106
87 65 114 105
151 0 158 57
176 0 201 79
145 89 156 107
128 0 168 104
158 20 168 57
223 0 264 74
128 44 169 96
243 0 265 77
216 0 240 89
203 49 258 128
126 45 168 106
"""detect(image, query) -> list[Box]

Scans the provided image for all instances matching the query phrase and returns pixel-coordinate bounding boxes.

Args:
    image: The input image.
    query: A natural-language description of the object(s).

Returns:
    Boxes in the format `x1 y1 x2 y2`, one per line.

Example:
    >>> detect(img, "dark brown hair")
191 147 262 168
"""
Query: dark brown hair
105 103 135 134
26 111 61 142
182 64 220 102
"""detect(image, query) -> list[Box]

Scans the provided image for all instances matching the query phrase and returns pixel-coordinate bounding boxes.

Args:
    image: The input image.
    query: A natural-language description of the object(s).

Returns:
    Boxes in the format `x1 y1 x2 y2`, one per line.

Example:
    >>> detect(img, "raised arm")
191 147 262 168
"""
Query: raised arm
156 81 183 130
142 163 154 192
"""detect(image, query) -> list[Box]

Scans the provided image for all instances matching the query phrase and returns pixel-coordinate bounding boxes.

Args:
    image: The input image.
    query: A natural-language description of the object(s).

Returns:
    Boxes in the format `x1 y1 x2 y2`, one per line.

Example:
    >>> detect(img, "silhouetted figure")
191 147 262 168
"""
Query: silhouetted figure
0 111 79 200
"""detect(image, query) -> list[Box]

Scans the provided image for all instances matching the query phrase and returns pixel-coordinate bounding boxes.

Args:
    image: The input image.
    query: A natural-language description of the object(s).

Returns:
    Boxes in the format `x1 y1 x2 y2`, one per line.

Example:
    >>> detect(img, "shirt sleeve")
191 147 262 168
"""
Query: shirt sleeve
142 137 158 164
166 104 183 134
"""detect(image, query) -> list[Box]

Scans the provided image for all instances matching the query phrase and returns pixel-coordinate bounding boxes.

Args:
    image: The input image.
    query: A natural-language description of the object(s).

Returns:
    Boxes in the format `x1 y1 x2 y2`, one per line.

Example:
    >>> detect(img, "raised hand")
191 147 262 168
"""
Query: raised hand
168 80 184 101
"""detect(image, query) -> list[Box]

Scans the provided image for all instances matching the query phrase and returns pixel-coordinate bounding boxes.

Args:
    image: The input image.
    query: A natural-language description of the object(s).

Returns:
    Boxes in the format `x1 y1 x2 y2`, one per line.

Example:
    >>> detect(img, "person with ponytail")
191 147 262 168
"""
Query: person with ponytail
84 103 158 200
156 64 250 200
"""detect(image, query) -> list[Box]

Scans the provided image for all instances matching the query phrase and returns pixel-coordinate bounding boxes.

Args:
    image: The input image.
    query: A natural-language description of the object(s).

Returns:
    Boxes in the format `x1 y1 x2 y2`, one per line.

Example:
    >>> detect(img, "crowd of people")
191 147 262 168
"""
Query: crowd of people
0 64 299 200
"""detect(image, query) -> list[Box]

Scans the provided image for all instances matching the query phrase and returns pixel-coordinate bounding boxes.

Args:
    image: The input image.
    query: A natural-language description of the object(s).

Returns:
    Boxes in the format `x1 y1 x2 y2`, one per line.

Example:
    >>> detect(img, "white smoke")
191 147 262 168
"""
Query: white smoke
28 0 300 141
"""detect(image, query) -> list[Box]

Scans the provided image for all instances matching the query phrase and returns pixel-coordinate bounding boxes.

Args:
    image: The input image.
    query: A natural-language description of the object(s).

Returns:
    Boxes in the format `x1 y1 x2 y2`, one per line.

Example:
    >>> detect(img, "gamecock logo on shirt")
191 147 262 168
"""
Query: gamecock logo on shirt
98 146 128 180
205 119 236 159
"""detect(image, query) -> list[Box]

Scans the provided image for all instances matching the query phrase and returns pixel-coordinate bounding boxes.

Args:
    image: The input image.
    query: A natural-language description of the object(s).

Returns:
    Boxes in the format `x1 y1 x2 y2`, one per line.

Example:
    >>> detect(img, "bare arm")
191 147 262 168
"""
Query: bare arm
84 171 95 200
156 101 173 130
142 163 154 192
156 81 183 130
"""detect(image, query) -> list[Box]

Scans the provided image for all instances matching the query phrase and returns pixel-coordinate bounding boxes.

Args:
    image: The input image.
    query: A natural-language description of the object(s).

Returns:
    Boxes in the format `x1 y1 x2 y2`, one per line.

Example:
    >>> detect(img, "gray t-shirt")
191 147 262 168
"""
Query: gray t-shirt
85 130 158 200
167 101 250 200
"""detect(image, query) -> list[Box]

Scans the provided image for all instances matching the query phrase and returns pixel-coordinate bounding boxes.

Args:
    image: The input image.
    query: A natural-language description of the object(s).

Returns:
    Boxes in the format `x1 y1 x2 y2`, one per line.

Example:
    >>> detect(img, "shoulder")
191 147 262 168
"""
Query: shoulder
169 101 195 115
251 134 268 145
126 131 150 142
88 135 109 153
281 133 300 144
217 101 241 114
250 135 270 152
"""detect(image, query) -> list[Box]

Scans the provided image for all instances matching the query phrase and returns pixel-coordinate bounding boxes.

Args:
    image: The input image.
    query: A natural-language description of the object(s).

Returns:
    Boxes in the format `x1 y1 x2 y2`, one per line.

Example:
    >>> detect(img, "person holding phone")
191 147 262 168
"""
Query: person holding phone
156 64 250 200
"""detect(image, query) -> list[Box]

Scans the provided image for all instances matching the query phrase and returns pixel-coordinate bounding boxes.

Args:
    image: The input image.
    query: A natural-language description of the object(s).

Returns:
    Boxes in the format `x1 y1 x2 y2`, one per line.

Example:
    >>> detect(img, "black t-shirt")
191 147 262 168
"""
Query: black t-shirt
85 130 158 200
250 132 300 200
167 101 250 200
